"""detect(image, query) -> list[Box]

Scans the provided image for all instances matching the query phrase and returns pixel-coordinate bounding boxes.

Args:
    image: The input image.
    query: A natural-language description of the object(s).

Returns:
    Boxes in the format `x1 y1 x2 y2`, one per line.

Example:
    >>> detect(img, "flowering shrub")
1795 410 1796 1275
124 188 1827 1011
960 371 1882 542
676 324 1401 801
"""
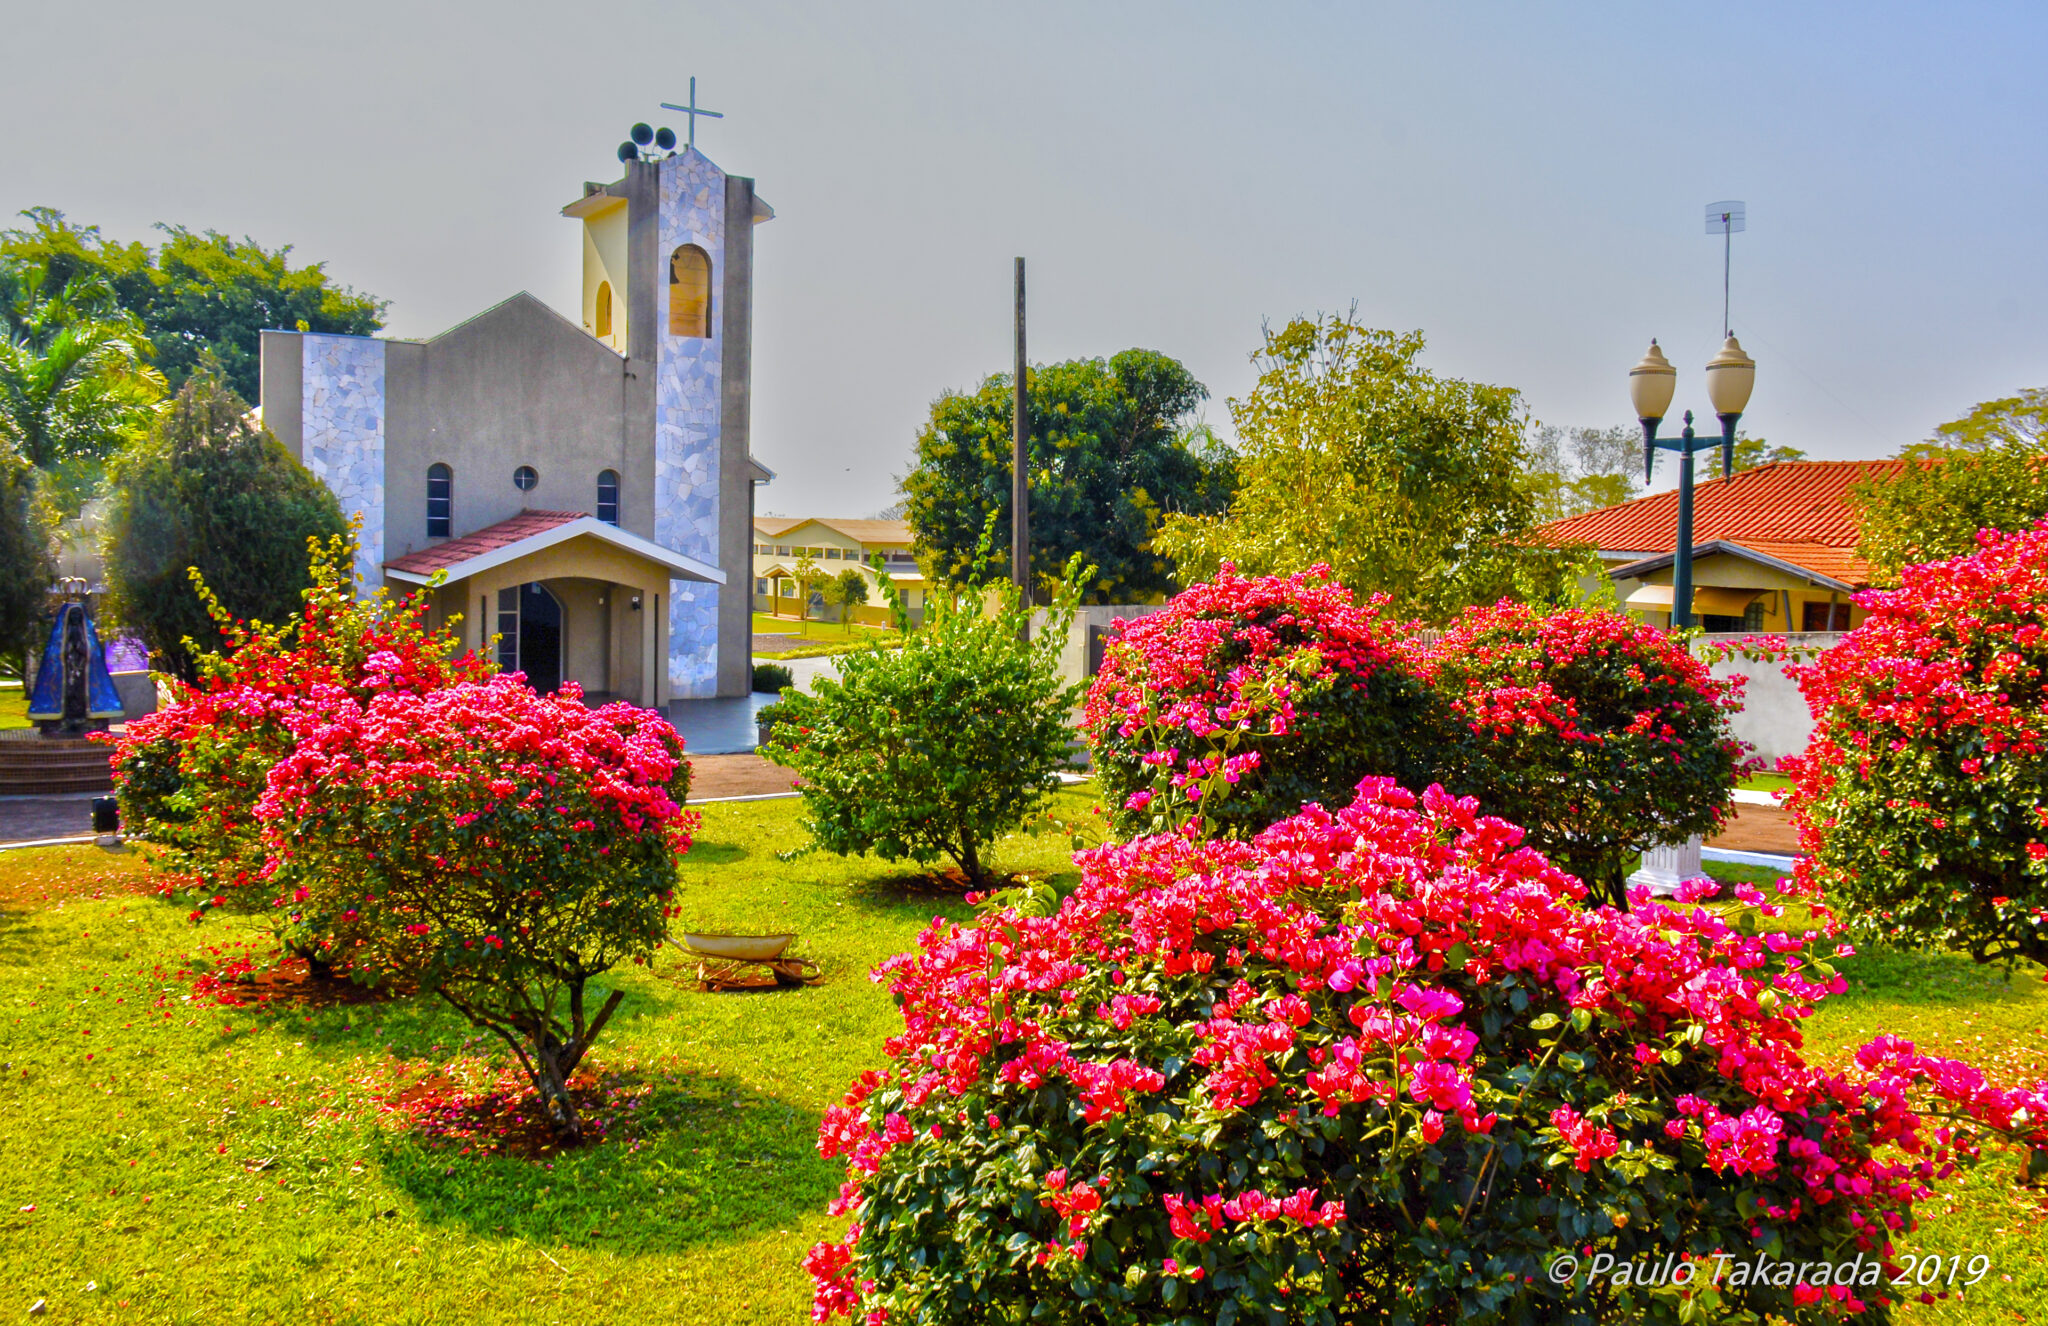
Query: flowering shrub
111 530 488 952
763 568 1080 887
257 674 693 1142
1784 524 2048 965
1405 601 1752 908
1082 564 1436 840
808 779 2048 1324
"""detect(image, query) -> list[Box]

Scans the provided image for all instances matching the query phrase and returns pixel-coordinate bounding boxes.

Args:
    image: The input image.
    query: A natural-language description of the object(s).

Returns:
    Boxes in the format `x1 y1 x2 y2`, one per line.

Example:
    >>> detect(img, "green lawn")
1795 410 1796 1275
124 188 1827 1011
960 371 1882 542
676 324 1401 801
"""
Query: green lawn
751 613 896 645
3 798 2045 1322
1 680 26 730
1737 771 1795 794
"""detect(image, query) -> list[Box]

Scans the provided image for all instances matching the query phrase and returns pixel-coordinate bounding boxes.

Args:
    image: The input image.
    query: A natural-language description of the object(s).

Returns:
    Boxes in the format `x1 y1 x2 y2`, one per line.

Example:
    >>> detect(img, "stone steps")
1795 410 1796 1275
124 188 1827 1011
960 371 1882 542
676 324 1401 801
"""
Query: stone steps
0 739 115 796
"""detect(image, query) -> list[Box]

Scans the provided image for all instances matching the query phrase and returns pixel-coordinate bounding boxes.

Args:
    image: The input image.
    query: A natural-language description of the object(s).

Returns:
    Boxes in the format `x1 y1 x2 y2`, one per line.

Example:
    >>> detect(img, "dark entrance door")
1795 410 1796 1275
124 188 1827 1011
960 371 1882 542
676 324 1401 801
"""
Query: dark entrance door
518 582 562 693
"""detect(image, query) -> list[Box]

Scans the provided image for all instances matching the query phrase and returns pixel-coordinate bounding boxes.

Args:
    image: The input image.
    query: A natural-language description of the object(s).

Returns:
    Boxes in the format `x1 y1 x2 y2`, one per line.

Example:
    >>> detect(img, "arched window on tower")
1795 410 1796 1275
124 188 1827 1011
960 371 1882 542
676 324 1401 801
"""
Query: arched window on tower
597 469 620 525
669 244 712 337
594 281 614 341
427 463 452 538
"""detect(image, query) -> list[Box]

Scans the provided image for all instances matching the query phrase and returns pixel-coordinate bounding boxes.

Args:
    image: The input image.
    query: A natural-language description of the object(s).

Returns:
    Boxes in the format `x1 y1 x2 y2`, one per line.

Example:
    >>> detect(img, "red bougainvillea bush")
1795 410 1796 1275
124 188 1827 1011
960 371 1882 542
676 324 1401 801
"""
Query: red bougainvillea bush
1082 564 1437 840
807 780 2048 1325
1405 601 1753 908
1784 523 2048 966
110 531 489 932
256 672 694 1141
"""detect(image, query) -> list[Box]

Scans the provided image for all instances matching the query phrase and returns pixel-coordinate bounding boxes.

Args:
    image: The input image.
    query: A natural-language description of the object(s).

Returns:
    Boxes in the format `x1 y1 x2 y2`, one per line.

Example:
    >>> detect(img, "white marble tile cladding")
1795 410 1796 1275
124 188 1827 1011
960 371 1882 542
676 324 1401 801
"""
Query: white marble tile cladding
657 149 727 699
300 335 387 590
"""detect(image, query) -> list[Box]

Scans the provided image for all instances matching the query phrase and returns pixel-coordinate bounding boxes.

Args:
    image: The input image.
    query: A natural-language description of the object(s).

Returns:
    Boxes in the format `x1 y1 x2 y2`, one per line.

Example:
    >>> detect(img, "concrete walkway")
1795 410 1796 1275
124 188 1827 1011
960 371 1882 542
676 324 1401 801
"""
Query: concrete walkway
0 793 102 847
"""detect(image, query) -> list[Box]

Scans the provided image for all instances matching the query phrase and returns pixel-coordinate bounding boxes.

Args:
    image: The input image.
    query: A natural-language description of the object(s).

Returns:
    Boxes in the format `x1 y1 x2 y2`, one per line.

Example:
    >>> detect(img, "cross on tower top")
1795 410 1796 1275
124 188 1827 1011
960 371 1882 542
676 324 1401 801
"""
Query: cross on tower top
660 78 724 151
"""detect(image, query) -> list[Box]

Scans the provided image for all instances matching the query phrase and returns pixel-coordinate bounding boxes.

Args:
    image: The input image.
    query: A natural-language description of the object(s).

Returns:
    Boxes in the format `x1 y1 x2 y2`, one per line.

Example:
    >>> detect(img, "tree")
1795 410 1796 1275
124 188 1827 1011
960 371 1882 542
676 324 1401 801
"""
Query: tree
761 561 1083 887
1783 523 2048 966
1 208 384 401
101 365 346 682
823 566 870 632
0 453 54 679
1154 315 1575 621
1082 564 1438 841
1731 432 1806 472
257 674 693 1143
111 530 492 948
1526 423 1641 523
0 266 165 510
1850 390 2048 584
1406 601 1752 909
806 777 2048 1325
903 349 1230 603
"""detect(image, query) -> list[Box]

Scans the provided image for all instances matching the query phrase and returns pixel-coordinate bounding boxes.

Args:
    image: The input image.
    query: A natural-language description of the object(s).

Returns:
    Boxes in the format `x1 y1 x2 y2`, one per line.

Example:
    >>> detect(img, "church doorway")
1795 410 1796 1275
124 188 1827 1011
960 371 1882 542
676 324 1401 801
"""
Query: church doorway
495 582 564 693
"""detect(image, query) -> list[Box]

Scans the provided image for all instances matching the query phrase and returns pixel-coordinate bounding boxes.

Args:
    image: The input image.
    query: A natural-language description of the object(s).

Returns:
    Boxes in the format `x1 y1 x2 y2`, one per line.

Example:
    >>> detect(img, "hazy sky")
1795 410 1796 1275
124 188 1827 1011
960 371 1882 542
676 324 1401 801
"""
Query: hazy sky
3 1 2042 517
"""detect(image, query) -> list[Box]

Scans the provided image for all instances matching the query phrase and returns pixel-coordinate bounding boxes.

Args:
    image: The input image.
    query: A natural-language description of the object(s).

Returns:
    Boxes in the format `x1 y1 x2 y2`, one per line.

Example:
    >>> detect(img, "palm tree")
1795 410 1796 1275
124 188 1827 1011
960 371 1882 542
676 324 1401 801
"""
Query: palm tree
0 267 164 476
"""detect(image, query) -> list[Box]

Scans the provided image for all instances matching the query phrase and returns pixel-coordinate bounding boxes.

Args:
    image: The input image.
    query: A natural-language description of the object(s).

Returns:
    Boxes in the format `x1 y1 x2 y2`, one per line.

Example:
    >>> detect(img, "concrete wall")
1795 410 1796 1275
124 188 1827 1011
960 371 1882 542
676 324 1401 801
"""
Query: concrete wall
382 295 649 562
1697 630 1843 769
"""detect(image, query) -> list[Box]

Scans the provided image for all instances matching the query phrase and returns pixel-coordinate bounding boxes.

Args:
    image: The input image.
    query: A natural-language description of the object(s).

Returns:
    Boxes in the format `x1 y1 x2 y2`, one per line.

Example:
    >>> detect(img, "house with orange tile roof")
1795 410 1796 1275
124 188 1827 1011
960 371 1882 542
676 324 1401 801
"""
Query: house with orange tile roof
1534 459 1905 633
752 517 933 625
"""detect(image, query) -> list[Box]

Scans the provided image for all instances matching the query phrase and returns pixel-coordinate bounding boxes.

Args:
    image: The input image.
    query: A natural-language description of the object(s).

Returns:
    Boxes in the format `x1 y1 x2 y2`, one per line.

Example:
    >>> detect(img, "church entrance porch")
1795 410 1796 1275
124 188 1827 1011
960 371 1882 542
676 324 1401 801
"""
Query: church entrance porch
382 510 724 711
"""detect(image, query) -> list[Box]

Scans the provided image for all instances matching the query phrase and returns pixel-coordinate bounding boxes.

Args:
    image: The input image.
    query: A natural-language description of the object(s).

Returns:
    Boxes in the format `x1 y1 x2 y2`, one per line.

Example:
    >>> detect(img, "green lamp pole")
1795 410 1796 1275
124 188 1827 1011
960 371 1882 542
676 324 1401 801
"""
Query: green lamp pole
1628 336 1757 629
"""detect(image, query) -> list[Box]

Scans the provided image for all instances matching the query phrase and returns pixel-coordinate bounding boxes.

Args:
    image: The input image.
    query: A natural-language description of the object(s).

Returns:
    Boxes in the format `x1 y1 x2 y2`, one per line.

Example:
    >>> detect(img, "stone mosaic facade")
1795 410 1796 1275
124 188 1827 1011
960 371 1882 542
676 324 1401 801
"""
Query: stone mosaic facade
300 335 387 589
656 149 728 699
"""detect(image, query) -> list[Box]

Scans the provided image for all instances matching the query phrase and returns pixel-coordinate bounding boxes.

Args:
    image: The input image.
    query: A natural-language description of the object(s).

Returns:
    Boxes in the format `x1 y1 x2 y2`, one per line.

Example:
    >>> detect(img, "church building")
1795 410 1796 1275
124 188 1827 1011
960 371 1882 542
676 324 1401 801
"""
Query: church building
258 137 773 706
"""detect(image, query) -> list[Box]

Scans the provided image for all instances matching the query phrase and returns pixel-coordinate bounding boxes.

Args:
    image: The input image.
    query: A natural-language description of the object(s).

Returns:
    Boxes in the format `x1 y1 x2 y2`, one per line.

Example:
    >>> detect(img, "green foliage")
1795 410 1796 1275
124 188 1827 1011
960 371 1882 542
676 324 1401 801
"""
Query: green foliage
1410 602 1752 909
904 349 1230 603
1 207 385 401
822 567 870 632
0 454 54 678
1731 433 1807 472
752 661 795 693
1784 525 2048 967
100 364 346 682
0 265 166 496
1852 389 2048 584
1525 423 1641 523
1155 314 1576 621
761 558 1086 886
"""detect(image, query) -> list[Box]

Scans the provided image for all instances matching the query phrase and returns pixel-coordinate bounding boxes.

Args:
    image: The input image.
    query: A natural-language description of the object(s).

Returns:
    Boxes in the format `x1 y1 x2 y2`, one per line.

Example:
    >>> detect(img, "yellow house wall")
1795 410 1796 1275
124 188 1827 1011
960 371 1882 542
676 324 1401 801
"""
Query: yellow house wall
580 201 630 353
398 534 677 706
1614 553 1867 632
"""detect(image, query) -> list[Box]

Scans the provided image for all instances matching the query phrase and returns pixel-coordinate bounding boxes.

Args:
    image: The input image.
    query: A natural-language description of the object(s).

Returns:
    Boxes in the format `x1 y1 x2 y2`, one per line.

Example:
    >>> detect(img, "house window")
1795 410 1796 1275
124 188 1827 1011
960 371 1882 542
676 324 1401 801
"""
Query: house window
513 465 539 492
594 281 614 339
823 548 840 560
496 587 520 672
776 545 790 556
597 469 620 525
756 577 768 594
427 463 452 538
669 244 712 337
1802 601 1851 632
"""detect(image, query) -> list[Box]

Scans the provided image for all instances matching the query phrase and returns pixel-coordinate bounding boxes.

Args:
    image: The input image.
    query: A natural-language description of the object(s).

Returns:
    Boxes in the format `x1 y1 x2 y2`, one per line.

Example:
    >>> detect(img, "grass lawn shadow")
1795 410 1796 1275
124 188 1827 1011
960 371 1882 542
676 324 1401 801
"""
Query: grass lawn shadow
373 1064 837 1255
1827 943 2047 1009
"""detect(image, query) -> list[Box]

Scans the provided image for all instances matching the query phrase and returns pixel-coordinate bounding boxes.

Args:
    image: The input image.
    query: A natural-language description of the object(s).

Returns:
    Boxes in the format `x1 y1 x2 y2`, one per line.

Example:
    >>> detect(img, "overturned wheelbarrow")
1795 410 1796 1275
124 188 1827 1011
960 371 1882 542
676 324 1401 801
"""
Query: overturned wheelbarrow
677 932 820 991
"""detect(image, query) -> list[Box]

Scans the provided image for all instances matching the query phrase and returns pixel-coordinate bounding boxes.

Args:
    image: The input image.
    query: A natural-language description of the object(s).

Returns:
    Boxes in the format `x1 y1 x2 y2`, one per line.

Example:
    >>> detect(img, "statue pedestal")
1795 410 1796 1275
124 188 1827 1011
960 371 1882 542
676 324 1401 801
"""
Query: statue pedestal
1627 836 1704 897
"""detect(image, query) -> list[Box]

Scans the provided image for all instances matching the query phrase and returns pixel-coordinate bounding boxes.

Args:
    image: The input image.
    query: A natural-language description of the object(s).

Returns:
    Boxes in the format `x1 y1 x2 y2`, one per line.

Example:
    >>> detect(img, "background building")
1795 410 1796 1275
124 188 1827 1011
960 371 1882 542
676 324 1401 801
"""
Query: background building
259 143 774 705
753 516 929 625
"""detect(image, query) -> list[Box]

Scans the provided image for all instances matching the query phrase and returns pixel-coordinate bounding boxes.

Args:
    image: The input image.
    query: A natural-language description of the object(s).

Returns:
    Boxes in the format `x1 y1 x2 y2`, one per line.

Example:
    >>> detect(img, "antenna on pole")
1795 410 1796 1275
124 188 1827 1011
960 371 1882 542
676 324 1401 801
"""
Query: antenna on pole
1704 201 1746 338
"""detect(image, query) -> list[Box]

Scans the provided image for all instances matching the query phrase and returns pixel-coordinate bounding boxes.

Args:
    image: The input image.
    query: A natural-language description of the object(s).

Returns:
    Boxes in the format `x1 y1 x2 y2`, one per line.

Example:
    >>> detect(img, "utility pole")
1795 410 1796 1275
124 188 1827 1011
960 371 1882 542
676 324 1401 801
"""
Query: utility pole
1011 257 1030 606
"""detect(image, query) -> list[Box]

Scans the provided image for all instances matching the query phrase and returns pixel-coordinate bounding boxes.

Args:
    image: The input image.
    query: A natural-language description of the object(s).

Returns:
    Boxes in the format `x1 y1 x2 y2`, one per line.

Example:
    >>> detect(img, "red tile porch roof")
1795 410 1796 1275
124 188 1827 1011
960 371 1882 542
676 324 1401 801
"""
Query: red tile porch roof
384 510 586 577
1533 459 1908 587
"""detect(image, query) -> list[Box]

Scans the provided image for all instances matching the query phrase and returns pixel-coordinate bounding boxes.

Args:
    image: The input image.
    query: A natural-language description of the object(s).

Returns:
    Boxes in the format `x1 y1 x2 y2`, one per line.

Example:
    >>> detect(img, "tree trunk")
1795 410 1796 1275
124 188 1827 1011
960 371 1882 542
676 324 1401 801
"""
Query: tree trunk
531 1042 584 1144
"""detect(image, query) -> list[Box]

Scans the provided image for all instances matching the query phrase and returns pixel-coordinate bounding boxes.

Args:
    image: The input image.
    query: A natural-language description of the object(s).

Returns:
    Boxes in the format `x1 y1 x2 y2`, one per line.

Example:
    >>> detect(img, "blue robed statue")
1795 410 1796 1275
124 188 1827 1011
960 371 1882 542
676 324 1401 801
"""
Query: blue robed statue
27 582 124 735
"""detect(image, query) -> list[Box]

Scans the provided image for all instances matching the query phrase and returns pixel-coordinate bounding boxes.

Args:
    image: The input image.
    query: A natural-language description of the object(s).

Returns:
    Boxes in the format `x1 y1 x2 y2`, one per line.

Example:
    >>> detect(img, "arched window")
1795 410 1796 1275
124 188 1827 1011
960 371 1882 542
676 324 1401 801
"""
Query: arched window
668 244 712 337
594 281 613 339
426 463 452 538
597 469 620 525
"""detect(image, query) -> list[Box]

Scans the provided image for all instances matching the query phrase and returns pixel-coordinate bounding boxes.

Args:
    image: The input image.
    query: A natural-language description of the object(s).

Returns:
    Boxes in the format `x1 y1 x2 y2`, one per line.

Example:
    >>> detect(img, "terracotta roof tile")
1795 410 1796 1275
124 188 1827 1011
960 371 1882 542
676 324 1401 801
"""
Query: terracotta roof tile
385 510 586 576
752 516 911 544
1535 459 1907 585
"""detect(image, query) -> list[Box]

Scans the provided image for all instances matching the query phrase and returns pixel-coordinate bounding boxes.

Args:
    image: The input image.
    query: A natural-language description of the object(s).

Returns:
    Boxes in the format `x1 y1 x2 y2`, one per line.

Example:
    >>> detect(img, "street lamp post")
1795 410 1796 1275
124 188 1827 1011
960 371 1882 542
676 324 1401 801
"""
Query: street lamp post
1628 335 1757 629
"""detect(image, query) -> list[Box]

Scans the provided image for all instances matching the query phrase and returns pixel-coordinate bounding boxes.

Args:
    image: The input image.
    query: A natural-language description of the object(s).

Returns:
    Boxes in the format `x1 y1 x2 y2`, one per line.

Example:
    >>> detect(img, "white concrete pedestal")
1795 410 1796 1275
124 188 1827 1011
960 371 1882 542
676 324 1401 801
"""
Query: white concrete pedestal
1627 835 1704 897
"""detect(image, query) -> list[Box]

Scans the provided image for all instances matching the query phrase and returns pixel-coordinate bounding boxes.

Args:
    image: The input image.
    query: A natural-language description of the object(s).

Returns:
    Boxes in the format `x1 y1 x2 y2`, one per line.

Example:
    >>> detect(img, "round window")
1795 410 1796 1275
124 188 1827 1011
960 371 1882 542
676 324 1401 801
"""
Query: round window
513 465 539 492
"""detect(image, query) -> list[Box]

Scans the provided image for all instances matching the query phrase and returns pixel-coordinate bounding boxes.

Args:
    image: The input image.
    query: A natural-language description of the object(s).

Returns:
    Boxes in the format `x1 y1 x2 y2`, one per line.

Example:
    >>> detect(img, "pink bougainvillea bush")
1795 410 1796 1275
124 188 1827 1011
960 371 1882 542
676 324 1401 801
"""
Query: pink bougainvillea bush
1082 564 1438 840
1405 601 1753 909
110 530 490 937
257 672 694 1142
1784 523 2048 965
807 779 2048 1325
